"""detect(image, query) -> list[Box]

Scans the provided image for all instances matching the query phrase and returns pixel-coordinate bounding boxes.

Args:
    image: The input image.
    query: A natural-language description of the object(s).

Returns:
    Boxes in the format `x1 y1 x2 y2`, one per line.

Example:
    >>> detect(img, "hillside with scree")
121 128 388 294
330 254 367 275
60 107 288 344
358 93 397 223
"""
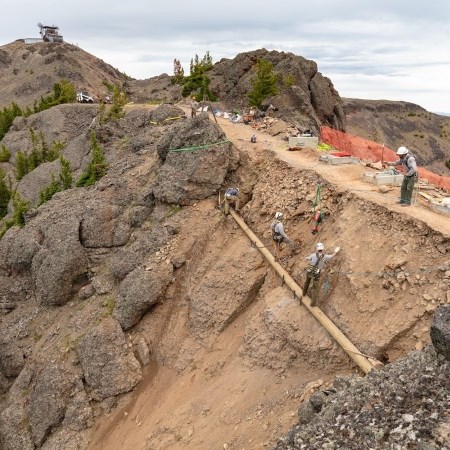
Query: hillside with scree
0 43 449 450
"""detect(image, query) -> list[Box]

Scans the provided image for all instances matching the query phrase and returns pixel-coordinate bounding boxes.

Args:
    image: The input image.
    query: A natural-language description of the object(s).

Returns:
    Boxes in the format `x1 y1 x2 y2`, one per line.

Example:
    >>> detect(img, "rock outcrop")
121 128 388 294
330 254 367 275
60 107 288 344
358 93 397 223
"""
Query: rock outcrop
76 317 142 400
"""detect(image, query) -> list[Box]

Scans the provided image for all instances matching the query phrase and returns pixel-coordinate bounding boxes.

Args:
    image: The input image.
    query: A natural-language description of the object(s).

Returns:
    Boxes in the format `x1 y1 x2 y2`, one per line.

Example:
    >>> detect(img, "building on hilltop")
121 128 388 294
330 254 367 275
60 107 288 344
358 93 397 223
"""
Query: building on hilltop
38 23 64 43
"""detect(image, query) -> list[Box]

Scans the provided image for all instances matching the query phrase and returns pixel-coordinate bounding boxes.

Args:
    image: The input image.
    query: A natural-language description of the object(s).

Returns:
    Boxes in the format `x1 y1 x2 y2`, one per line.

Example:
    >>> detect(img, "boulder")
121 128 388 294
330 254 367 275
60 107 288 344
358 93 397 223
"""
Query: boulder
32 240 88 306
76 317 142 400
16 160 61 208
149 104 186 124
30 212 88 306
28 363 79 447
0 226 42 273
79 203 130 248
153 115 240 204
430 306 450 361
115 263 173 330
0 342 24 378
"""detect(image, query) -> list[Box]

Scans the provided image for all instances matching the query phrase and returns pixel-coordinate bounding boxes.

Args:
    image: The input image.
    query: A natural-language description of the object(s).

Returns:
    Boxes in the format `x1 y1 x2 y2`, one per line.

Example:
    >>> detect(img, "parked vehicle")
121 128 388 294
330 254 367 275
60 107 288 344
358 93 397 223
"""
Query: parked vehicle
77 92 94 103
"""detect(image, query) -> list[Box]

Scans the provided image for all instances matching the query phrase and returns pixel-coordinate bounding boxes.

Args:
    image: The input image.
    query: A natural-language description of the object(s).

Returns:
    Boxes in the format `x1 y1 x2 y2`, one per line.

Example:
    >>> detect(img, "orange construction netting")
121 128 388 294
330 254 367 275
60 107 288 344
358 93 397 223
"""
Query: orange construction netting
320 126 450 191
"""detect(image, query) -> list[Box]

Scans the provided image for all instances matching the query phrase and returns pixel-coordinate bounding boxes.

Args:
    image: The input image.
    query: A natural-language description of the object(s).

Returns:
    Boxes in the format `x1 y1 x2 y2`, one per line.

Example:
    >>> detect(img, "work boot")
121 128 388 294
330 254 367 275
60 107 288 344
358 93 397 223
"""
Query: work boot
401 203 411 207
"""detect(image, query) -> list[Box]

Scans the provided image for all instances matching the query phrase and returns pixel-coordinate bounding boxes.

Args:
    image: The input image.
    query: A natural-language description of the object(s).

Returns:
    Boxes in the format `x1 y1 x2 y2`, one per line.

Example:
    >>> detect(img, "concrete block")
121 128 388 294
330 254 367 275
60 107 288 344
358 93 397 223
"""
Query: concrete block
319 155 359 165
288 136 319 148
362 172 404 186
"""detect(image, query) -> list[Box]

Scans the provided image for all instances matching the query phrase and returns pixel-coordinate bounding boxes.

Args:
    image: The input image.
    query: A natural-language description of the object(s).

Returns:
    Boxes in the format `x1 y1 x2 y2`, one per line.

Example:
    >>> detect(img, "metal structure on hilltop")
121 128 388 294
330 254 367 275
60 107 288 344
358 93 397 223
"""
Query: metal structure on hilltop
37 23 64 43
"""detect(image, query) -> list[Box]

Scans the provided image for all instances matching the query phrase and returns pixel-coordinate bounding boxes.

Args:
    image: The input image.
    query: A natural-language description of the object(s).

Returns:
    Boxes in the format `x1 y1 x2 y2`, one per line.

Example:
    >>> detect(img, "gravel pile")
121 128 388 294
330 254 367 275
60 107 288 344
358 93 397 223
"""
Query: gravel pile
273 345 450 450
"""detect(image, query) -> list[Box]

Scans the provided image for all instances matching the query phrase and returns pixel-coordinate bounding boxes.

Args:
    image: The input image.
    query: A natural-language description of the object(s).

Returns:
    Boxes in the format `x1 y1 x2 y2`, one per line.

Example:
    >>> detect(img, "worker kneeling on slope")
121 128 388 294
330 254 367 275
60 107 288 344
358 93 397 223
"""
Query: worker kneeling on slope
224 187 240 215
271 212 297 260
303 242 340 307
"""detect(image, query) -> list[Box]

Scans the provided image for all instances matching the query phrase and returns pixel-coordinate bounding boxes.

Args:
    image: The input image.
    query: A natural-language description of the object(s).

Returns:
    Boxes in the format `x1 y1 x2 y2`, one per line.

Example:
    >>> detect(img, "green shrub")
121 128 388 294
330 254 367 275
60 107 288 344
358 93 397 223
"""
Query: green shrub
33 79 76 113
247 58 278 108
0 102 23 141
0 144 11 162
14 131 65 181
11 192 29 226
15 151 30 181
38 174 61 205
76 130 108 187
107 84 127 121
59 156 73 190
0 192 29 239
0 168 12 219
282 74 296 88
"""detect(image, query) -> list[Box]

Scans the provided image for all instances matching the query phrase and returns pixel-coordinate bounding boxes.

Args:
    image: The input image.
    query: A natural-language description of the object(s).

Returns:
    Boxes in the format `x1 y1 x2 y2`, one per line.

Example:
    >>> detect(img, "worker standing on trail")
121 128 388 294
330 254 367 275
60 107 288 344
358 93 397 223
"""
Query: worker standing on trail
190 96 199 118
303 243 340 306
271 212 297 260
384 146 418 206
223 187 240 215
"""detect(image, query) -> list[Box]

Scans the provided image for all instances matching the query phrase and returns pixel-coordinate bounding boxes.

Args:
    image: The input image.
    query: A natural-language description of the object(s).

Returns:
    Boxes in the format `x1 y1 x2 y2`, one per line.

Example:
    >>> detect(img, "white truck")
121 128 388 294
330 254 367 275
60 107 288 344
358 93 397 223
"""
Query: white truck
76 92 94 103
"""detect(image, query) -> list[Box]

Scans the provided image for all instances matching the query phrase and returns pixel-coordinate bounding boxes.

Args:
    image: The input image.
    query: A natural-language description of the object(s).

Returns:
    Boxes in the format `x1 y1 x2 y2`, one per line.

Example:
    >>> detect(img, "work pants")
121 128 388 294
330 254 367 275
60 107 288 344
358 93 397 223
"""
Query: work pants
400 175 416 204
224 195 240 214
303 272 320 306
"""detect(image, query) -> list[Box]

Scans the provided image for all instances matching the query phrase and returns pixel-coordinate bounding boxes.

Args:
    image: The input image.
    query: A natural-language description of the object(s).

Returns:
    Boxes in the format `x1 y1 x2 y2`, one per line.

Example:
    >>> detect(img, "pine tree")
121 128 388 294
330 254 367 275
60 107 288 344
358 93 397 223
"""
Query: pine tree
247 58 278 108
59 156 73 190
15 151 30 181
0 144 11 162
76 130 108 187
0 168 11 219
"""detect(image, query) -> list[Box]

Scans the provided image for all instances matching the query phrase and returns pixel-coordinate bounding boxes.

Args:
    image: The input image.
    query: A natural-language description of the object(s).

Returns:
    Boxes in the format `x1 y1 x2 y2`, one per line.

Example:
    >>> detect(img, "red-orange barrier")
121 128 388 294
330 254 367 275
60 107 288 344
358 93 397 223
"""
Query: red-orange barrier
320 126 450 192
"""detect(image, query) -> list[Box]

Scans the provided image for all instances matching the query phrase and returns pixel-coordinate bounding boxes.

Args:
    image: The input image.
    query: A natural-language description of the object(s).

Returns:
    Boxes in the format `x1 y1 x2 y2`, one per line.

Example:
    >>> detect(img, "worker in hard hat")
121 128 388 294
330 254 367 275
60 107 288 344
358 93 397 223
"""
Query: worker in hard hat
303 243 340 306
384 146 418 206
223 187 240 215
271 212 297 260
190 96 199 118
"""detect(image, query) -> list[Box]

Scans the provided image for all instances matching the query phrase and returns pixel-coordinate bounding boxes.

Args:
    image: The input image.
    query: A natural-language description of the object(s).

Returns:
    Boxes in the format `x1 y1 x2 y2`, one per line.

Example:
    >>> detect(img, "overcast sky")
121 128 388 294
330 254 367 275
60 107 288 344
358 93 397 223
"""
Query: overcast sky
2 1 450 113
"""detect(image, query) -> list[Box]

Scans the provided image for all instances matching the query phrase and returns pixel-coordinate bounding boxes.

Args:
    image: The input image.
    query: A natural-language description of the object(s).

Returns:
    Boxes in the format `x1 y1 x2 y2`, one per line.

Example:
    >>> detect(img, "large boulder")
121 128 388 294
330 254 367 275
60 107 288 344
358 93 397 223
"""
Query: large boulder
76 317 142 400
115 263 174 330
431 306 450 361
153 115 240 204
0 226 42 274
80 203 131 248
32 223 88 306
16 160 61 208
28 363 80 447
0 342 24 378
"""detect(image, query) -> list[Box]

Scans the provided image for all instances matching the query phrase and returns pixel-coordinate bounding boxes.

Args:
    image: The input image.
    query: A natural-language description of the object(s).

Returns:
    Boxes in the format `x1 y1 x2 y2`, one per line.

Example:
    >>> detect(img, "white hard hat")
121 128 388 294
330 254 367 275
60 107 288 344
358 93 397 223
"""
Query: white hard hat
396 146 409 155
316 242 325 251
275 212 283 220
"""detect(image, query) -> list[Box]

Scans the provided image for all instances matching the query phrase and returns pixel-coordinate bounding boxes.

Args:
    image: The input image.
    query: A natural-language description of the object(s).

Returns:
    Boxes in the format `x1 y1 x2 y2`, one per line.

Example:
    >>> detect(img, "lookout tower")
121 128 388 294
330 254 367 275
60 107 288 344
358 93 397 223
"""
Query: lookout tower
38 23 64 43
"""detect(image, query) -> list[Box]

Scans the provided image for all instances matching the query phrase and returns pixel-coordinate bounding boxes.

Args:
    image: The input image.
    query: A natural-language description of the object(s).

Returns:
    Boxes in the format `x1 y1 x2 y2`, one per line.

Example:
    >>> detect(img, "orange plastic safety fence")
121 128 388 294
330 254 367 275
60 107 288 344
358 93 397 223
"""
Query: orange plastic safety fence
320 126 450 192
